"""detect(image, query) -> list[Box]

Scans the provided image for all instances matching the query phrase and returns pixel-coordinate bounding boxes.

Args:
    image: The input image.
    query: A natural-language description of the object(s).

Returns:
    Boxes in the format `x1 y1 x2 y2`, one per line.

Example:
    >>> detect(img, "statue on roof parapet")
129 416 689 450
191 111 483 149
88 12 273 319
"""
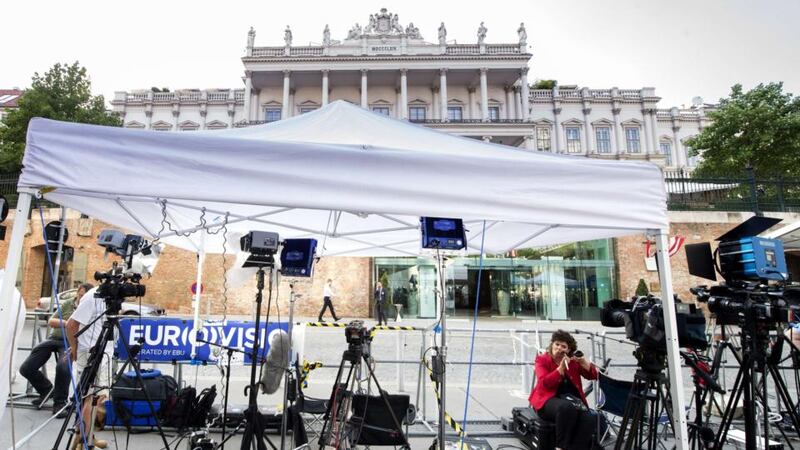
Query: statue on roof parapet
284 25 292 47
477 21 487 44
518 22 527 46
323 24 331 46
438 22 447 45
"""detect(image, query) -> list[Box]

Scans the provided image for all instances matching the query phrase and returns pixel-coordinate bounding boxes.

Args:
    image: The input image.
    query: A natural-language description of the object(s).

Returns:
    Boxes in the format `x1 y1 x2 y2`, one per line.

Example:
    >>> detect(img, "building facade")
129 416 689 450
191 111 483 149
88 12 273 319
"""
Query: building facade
105 10 717 319
0 89 23 123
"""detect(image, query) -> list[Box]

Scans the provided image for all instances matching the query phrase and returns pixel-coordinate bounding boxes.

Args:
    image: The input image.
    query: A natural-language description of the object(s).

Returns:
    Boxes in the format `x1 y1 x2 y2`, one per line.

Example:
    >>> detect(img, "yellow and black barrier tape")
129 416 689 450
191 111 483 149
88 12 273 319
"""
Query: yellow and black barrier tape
304 322 347 328
371 325 420 331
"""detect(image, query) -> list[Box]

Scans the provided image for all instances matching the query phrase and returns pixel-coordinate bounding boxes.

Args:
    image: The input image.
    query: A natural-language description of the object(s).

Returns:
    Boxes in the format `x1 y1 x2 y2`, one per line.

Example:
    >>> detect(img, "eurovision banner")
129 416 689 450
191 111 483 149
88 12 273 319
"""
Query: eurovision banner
115 317 289 364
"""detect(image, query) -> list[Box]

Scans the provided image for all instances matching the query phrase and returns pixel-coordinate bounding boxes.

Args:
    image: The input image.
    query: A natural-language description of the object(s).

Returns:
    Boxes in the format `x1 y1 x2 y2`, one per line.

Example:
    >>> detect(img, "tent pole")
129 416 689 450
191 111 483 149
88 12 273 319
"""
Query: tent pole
0 192 33 362
653 229 688 450
191 230 206 360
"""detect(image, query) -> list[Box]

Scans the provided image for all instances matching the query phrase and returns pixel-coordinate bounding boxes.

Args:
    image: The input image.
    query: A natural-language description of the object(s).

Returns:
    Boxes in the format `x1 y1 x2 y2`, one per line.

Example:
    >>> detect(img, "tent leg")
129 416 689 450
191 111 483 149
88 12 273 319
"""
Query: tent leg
0 192 32 332
653 229 689 450
190 231 206 359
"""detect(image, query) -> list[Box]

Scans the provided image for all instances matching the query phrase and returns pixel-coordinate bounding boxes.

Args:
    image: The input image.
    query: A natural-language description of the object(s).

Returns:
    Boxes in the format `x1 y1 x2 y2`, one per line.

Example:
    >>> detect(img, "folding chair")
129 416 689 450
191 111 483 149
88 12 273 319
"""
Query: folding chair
289 362 329 446
597 373 673 450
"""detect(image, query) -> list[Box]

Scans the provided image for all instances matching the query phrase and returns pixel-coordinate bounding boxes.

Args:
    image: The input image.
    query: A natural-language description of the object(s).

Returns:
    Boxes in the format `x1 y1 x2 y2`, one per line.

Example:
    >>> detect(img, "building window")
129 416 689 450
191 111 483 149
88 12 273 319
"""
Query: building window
447 106 463 121
299 107 317 114
686 145 699 167
625 127 641 153
265 108 281 122
488 106 500 121
566 127 581 153
660 142 673 166
595 127 611 153
409 106 426 121
372 106 391 116
536 127 551 151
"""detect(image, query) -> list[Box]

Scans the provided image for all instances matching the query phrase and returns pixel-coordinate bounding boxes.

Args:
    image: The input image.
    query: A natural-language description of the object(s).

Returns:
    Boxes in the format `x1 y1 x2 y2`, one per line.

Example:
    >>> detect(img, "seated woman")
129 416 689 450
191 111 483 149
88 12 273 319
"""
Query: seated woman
529 330 598 450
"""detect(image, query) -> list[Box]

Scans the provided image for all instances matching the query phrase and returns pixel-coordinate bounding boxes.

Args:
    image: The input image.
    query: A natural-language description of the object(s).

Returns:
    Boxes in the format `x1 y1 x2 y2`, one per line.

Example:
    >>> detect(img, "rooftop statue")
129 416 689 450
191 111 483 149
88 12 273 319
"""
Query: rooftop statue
518 22 527 46
323 24 331 46
477 21 487 45
284 25 292 46
438 22 447 45
405 22 422 40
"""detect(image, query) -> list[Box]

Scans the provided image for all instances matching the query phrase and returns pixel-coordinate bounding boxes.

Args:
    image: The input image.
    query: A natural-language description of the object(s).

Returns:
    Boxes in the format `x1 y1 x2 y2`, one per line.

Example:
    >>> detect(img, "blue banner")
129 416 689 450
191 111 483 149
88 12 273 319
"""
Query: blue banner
115 317 289 363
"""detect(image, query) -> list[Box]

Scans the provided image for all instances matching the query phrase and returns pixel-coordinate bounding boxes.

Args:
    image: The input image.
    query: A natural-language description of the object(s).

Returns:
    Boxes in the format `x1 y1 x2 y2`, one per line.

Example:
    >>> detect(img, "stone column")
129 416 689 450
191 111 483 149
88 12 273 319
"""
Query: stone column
361 69 368 108
282 70 291 118
400 69 408 120
145 110 152 129
172 97 180 132
520 67 530 121
505 86 514 120
553 105 562 153
395 88 402 117
582 107 592 154
649 110 659 156
321 70 329 106
467 88 476 120
641 107 653 155
289 89 295 116
514 87 521 120
200 91 208 129
671 107 685 167
439 68 449 121
243 71 253 122
432 87 440 120
480 68 489 121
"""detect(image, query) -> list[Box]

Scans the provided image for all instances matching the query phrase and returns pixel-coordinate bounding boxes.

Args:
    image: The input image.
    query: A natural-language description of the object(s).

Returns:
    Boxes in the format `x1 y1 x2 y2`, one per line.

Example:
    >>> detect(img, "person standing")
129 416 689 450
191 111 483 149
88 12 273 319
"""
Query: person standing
19 283 92 416
374 281 387 326
318 279 340 322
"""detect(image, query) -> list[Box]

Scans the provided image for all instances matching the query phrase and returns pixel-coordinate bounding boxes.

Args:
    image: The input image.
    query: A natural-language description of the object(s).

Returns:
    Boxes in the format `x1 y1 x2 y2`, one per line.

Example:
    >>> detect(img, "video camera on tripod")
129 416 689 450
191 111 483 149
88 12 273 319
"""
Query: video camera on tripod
601 294 708 372
94 229 151 312
686 216 799 326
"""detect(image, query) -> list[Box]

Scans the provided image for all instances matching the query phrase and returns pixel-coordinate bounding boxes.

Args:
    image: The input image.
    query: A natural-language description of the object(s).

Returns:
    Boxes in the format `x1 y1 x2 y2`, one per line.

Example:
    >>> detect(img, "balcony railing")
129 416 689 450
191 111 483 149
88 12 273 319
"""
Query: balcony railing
207 92 229 102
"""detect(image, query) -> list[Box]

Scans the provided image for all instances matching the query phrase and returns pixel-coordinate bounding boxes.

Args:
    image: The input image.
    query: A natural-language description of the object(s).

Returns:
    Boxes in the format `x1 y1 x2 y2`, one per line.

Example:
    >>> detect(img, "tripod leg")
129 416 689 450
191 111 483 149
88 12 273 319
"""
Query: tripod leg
318 358 355 450
713 358 747 450
768 363 800 439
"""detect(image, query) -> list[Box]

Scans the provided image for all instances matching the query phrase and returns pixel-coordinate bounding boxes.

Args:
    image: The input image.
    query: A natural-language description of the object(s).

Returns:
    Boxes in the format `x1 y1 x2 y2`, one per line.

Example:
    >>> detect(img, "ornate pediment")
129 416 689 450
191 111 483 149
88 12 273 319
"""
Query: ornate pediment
345 8 423 41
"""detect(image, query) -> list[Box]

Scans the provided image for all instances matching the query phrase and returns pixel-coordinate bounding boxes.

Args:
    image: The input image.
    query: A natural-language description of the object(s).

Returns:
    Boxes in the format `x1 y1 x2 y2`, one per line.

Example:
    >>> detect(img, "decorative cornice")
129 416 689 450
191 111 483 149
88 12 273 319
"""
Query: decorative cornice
244 54 530 64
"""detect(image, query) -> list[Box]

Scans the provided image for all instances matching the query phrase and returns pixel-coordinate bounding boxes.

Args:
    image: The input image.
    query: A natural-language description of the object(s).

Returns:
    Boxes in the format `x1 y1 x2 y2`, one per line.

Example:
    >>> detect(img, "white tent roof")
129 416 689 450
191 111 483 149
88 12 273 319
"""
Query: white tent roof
19 100 668 256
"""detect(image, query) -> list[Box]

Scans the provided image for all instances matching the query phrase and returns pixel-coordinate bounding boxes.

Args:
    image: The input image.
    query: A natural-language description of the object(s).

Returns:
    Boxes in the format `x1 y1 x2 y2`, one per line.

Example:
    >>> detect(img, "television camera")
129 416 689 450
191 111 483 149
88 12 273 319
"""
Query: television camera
95 229 151 312
685 216 798 326
601 295 707 373
344 320 373 356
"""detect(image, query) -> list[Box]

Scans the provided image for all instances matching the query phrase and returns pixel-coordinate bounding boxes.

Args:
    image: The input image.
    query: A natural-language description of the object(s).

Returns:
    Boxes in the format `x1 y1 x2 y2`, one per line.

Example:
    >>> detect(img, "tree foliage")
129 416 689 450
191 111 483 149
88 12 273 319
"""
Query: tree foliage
685 83 800 178
532 79 557 90
635 279 649 297
0 62 121 172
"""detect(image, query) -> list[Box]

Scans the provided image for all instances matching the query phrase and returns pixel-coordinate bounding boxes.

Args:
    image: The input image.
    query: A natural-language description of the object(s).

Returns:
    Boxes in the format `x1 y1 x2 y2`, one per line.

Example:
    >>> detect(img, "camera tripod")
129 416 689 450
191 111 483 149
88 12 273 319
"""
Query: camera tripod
317 338 409 450
51 299 172 450
614 351 676 450
682 350 724 450
713 318 800 450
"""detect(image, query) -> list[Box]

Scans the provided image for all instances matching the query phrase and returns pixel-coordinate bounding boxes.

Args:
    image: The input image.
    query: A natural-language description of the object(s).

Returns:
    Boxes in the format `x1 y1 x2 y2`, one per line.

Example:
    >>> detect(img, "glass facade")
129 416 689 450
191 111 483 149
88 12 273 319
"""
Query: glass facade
374 238 616 321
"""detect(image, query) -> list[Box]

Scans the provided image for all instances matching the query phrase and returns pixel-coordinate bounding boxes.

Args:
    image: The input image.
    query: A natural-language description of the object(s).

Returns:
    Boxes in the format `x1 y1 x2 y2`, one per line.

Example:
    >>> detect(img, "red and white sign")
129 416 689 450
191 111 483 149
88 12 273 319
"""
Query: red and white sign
191 282 205 295
644 235 686 259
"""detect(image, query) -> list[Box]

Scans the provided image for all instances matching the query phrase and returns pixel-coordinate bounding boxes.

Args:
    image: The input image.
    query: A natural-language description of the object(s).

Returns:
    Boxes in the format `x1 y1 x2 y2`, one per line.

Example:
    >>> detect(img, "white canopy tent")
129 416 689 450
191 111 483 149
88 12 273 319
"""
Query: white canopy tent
0 100 689 448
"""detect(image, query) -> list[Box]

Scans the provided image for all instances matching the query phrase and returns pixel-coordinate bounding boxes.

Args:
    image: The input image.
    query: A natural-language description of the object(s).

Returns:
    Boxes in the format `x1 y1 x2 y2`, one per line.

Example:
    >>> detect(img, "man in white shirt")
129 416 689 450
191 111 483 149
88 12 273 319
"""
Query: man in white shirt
317 278 340 322
64 287 109 449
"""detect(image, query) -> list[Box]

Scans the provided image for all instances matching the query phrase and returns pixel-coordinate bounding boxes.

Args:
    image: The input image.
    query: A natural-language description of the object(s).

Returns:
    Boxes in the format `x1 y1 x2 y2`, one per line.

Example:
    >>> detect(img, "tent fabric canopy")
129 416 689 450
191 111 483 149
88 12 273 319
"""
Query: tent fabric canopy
19 100 668 256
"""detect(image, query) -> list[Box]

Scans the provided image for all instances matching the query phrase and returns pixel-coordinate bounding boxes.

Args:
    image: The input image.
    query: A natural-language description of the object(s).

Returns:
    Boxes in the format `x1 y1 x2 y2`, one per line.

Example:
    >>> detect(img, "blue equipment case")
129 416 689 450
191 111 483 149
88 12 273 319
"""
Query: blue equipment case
718 236 787 281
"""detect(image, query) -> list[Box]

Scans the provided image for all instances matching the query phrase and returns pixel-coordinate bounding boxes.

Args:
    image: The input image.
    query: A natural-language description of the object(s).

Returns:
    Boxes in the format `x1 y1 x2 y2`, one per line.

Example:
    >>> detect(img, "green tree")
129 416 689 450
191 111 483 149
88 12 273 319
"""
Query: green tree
0 62 121 172
532 79 557 90
635 278 649 297
685 83 800 178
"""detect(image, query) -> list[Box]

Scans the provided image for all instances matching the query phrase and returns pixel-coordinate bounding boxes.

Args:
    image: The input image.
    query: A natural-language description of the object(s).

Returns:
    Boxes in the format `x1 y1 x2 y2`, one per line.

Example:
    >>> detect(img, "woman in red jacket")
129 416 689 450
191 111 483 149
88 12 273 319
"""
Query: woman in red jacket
529 330 598 450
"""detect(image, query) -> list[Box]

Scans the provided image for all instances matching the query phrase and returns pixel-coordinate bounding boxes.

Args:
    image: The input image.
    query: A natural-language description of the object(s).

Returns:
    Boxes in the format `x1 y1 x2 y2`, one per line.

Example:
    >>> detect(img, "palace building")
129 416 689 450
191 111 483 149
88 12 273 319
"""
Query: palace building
103 9 717 320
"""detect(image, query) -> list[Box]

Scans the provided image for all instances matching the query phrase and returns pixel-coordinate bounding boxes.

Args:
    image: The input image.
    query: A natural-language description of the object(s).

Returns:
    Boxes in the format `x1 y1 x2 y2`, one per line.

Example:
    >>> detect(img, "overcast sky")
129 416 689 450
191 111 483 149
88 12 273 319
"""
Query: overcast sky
3 0 798 108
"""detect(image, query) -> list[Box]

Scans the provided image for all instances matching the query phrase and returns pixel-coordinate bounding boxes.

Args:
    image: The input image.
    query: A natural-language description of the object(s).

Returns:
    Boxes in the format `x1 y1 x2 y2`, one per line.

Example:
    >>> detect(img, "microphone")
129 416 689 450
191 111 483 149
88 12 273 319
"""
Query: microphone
260 330 291 394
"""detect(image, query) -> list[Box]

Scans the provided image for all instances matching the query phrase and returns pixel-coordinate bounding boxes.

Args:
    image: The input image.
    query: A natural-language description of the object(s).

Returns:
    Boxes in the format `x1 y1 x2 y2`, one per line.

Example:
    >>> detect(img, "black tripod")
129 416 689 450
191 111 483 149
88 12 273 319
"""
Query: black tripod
240 266 278 450
713 317 800 450
51 298 172 450
317 329 409 450
614 352 675 450
682 351 724 450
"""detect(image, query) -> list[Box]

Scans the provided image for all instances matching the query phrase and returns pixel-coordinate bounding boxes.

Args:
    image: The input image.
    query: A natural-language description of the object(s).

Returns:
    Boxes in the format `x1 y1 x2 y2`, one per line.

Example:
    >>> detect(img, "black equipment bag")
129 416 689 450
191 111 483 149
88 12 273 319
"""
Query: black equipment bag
347 392 411 446
188 385 217 428
111 369 168 401
512 406 555 450
167 386 196 429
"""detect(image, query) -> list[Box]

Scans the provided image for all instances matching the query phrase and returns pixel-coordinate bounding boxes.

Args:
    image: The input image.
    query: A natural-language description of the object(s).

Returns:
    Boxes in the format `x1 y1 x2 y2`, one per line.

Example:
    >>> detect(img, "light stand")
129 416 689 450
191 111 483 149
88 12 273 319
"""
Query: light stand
432 247 448 450
278 283 298 450
240 264 278 450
